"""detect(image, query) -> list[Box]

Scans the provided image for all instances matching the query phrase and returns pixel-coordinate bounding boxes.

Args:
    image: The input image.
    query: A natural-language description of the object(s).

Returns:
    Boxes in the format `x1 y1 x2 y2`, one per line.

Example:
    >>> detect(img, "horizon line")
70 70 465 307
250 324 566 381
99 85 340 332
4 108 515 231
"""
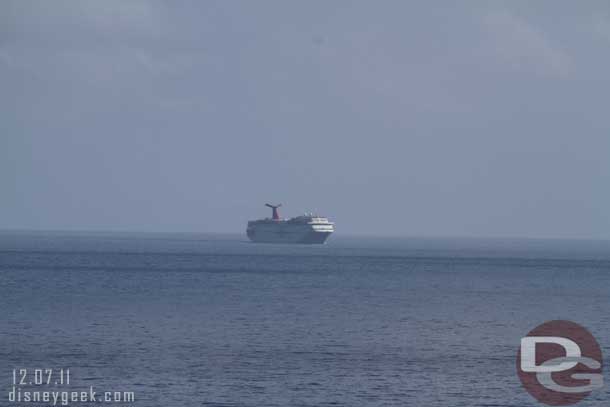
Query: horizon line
1 227 609 243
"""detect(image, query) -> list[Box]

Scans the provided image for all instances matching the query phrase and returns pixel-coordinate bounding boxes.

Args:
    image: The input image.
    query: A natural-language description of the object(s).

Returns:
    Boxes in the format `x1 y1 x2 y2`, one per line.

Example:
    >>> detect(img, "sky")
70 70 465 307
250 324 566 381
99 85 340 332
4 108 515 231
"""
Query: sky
2 1 610 238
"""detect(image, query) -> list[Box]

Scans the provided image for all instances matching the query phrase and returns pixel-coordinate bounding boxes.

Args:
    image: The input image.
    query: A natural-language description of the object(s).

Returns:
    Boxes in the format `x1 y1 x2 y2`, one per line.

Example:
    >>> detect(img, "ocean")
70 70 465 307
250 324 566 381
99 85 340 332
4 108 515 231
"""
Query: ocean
1 231 609 406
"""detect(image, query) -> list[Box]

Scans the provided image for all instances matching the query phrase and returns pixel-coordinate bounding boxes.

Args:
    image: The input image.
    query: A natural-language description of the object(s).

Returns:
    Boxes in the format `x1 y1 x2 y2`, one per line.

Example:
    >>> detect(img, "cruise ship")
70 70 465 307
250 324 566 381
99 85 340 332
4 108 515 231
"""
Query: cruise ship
246 204 334 244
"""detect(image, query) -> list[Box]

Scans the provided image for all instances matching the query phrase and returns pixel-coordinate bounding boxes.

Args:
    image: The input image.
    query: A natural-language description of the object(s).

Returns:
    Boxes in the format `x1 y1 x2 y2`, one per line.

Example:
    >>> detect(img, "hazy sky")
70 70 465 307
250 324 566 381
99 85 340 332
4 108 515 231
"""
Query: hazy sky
2 1 610 238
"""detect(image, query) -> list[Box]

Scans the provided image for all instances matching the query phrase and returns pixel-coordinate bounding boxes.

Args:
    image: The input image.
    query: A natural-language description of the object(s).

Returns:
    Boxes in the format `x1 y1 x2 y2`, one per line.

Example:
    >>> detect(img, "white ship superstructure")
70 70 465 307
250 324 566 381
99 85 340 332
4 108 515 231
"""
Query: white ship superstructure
247 204 334 244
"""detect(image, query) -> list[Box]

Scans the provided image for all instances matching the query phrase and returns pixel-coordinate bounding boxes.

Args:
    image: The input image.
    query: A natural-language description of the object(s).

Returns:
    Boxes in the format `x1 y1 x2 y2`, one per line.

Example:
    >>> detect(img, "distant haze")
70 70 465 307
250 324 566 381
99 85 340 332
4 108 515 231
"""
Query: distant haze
2 1 610 238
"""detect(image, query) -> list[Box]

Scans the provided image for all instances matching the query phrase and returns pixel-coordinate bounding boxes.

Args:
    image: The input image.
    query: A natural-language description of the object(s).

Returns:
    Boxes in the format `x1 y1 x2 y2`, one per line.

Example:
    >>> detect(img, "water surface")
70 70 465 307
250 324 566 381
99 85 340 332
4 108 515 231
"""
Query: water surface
1 232 609 406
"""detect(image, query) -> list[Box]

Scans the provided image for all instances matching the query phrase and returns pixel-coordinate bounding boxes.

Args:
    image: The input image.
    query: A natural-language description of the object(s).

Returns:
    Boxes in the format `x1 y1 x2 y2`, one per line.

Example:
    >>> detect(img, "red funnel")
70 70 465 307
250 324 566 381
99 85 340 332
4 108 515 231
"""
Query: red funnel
265 203 282 220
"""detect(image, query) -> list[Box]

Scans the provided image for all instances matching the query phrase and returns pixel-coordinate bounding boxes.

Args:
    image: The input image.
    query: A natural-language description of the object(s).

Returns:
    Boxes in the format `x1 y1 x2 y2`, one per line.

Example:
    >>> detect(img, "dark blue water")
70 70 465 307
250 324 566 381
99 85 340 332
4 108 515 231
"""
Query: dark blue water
1 231 609 406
